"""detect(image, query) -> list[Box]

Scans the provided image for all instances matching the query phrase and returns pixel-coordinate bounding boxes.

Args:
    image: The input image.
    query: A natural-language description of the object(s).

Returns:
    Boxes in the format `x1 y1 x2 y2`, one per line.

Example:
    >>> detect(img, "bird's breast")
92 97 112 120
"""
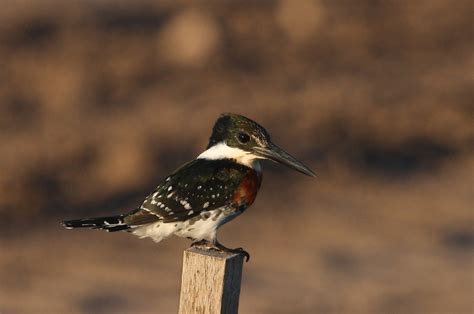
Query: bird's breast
232 170 262 208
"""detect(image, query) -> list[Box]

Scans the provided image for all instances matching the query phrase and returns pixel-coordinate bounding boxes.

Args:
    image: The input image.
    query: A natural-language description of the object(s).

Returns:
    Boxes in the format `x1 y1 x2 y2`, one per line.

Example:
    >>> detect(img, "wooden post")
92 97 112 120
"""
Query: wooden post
178 247 244 314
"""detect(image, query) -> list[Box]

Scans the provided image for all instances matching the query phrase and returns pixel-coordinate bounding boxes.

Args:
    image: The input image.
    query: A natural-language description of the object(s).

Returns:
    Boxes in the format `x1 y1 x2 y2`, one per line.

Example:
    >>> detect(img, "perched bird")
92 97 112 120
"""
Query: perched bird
63 113 315 261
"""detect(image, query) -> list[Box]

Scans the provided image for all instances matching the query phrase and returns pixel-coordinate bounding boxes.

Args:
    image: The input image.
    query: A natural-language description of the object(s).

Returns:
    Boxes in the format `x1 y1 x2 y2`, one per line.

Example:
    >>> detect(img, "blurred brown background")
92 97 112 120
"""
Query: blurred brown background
0 0 473 313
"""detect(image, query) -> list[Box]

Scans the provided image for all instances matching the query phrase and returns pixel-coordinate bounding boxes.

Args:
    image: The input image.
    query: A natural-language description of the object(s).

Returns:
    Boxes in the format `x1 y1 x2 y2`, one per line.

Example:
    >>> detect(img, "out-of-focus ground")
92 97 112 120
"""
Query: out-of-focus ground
0 1 473 313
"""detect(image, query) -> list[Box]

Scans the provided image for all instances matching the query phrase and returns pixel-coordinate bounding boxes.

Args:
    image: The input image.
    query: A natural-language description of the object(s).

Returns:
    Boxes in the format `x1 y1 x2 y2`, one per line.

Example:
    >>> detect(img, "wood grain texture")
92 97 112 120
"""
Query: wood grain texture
178 247 244 314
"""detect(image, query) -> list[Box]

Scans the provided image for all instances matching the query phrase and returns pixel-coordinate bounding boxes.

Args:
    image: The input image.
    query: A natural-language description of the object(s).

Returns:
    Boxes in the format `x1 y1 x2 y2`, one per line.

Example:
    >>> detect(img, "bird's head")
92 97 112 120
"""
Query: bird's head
198 113 315 177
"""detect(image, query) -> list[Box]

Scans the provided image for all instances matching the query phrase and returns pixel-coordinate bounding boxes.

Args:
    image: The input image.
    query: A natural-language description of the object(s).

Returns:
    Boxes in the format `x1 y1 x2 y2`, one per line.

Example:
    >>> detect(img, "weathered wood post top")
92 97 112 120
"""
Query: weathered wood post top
178 247 245 314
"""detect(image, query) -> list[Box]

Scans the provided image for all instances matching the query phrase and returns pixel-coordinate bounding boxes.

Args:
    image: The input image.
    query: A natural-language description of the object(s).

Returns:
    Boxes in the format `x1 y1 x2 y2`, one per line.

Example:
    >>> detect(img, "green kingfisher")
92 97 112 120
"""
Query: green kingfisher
63 113 315 261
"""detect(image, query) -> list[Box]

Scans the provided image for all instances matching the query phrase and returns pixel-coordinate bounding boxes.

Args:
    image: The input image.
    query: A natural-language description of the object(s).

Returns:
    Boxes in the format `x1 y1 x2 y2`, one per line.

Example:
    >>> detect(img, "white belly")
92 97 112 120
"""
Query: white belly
131 207 240 243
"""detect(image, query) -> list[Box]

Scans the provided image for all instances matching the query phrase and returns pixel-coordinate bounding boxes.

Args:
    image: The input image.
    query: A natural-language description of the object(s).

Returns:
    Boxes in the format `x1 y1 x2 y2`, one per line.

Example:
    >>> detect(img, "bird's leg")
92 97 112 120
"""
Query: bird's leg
214 240 250 262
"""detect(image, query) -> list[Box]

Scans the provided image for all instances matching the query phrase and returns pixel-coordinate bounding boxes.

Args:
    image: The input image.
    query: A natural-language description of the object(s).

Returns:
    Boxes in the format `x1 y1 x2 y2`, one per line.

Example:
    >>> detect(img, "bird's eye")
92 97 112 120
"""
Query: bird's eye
237 132 250 143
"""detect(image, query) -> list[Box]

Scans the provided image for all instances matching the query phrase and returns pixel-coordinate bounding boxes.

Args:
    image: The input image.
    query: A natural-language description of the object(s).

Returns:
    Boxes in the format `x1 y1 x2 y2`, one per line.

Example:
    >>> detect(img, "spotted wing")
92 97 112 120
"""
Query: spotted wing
124 159 250 225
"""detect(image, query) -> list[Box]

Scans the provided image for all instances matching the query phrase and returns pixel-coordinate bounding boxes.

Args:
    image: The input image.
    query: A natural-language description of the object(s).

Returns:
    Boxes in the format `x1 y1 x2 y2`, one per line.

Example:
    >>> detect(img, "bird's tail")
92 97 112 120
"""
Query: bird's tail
62 215 129 232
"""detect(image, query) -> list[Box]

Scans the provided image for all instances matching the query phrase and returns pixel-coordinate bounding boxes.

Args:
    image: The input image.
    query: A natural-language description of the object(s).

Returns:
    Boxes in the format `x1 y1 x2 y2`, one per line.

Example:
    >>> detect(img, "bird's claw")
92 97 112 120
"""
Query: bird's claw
232 247 250 262
215 242 250 262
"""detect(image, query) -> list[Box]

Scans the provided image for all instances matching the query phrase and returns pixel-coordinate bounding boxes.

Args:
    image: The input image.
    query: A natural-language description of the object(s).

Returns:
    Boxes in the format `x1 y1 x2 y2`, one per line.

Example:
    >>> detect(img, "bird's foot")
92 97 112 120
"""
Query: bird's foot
190 240 250 262
191 239 211 247
215 241 250 262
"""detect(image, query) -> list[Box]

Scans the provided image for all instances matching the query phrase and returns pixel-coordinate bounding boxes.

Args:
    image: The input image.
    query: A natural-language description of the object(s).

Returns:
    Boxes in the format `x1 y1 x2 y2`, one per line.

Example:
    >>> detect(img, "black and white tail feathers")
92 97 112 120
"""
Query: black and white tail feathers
62 215 130 232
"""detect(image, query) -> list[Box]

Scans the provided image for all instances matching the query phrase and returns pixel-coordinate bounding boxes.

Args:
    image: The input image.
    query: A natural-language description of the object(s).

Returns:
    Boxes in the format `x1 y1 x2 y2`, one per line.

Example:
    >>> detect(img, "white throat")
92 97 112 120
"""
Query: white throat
197 142 261 171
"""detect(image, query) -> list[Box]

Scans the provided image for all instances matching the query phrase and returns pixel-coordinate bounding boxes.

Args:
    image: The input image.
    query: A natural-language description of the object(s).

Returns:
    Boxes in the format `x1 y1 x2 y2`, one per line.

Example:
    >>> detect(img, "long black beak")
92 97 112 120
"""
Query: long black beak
253 143 316 177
